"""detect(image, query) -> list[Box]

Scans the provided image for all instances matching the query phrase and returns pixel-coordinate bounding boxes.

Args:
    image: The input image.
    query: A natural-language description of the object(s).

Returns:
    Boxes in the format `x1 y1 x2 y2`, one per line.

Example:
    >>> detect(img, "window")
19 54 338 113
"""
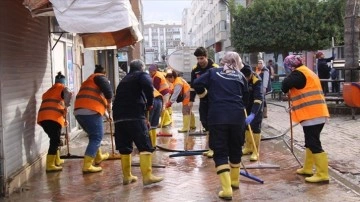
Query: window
219 20 226 31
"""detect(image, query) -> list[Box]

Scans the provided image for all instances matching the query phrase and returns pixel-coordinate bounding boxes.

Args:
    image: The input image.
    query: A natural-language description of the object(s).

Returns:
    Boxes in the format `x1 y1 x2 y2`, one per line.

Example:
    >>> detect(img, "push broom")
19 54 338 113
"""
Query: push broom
188 113 207 137
244 109 280 169
169 114 208 157
240 161 264 184
106 119 122 160
283 95 302 166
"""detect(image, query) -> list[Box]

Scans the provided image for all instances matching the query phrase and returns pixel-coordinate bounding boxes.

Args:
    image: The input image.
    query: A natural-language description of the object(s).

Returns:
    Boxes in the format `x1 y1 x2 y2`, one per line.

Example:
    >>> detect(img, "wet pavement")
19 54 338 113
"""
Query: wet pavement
2 98 360 201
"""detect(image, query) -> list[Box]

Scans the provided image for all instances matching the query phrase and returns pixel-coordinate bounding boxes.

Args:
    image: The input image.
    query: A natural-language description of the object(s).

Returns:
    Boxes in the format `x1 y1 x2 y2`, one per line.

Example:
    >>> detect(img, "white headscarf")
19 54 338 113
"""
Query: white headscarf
220 51 244 71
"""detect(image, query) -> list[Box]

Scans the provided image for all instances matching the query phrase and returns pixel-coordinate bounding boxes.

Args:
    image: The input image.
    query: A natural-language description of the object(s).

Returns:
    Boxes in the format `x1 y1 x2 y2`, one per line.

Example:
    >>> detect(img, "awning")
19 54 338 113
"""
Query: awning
80 28 141 49
23 0 143 49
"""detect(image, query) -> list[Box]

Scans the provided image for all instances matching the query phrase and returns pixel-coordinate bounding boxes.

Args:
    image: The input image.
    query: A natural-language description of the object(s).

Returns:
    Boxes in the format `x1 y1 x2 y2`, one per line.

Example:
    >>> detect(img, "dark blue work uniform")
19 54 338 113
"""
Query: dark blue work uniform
113 71 154 154
246 73 264 133
190 59 218 131
193 68 249 167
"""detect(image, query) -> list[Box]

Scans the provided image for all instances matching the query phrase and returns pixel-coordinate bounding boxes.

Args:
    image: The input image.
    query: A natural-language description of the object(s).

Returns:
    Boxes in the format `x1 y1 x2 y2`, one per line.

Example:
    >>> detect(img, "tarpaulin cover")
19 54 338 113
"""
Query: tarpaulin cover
49 0 140 33
23 0 143 48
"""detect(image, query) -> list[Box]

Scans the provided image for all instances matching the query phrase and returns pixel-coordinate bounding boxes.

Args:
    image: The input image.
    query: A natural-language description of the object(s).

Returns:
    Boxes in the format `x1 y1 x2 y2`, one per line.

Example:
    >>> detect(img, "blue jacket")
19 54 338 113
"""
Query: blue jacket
113 71 154 121
193 68 249 125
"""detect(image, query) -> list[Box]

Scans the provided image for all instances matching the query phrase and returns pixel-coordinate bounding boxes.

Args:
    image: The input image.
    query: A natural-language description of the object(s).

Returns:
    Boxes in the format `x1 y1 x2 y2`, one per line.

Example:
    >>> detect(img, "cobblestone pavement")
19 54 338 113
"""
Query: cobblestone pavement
264 98 360 192
2 100 360 202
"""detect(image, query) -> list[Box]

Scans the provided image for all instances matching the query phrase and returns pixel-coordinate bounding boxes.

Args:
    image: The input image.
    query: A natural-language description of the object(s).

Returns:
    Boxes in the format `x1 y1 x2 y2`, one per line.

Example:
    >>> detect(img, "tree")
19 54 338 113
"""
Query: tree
230 0 345 59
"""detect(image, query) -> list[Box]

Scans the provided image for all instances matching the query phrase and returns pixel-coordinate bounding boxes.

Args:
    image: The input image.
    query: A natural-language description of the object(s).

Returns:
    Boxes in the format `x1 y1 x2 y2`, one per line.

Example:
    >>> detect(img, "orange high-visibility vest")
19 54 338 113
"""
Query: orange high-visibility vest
154 88 162 98
289 65 329 123
37 83 66 126
153 71 169 93
173 77 190 105
167 81 174 94
75 73 108 115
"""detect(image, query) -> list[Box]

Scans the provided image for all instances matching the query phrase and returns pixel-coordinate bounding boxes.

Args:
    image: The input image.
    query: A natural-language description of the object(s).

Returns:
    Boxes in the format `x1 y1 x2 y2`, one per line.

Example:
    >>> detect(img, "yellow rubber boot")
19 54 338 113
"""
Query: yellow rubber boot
140 152 164 185
167 107 173 116
149 129 157 148
121 154 138 185
166 108 173 125
250 133 261 161
242 130 253 155
203 150 214 158
305 152 329 183
55 150 64 166
296 148 314 176
230 163 240 189
94 148 109 165
46 155 62 172
161 110 172 127
178 115 190 133
217 165 232 200
83 156 102 173
190 112 196 130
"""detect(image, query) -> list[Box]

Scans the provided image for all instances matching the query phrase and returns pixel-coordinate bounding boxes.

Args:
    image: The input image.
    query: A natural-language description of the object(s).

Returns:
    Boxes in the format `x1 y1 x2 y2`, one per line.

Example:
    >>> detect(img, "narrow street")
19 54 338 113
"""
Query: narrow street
2 101 360 201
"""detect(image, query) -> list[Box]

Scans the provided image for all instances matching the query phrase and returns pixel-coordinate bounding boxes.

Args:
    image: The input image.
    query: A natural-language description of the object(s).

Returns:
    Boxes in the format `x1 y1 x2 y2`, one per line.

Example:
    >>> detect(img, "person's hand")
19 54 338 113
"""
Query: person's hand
245 113 255 125
107 116 113 122
147 105 153 111
166 102 172 108
107 103 112 113
188 102 193 108
64 119 68 126
145 119 150 129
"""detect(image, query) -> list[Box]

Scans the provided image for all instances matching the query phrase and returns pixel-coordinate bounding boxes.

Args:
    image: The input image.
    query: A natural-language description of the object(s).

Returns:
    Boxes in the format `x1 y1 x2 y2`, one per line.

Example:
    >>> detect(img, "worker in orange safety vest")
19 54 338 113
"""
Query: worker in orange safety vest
74 65 113 173
37 72 73 172
148 64 172 127
282 55 330 184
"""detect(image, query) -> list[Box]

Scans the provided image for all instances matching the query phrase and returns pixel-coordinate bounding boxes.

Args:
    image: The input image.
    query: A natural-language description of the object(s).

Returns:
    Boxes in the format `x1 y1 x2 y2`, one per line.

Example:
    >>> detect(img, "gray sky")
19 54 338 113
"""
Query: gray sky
142 0 191 22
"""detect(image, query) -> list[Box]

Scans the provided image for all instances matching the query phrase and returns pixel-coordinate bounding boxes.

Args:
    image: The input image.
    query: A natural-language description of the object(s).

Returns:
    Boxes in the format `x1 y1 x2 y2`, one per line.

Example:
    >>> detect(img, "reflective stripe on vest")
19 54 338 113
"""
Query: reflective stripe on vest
75 73 108 115
37 83 65 126
38 107 64 115
291 90 325 111
75 94 107 108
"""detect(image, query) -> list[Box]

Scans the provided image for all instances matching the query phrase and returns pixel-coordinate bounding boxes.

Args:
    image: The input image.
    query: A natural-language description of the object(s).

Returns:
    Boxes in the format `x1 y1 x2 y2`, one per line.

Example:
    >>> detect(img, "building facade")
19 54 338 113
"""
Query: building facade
0 0 143 196
143 22 182 65
182 0 246 62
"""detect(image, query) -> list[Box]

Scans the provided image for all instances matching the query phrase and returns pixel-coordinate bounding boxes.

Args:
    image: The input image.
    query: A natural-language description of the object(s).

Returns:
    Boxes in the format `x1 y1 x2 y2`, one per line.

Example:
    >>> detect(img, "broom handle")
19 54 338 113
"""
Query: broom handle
109 114 115 155
65 112 70 155
288 94 294 152
244 109 259 161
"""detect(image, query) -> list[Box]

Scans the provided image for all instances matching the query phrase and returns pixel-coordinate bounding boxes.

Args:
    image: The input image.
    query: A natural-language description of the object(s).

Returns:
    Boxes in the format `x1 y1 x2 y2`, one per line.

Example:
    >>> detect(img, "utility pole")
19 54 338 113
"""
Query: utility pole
344 0 360 82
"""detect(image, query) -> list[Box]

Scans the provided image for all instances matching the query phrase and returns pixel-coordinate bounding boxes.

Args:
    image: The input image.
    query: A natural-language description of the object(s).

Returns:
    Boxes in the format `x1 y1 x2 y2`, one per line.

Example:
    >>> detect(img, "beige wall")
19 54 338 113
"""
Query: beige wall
129 0 144 62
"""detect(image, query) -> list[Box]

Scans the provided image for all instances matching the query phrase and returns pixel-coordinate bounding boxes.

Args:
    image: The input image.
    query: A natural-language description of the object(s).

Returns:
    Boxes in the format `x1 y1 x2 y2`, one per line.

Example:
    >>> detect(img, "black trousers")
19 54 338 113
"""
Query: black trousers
199 99 208 131
40 120 61 155
321 81 329 94
303 123 325 154
209 123 245 167
114 120 154 154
